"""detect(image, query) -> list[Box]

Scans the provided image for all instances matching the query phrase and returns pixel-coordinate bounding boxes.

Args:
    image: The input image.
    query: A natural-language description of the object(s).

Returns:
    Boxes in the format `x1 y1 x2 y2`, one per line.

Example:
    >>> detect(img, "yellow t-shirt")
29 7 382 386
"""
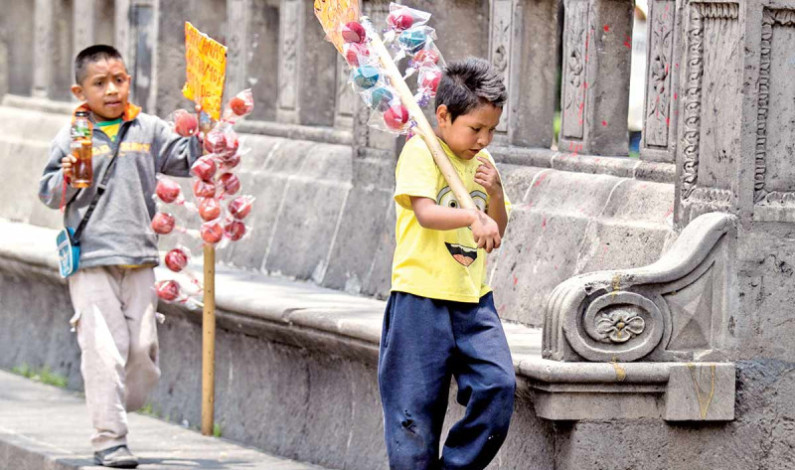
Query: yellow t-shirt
391 136 511 303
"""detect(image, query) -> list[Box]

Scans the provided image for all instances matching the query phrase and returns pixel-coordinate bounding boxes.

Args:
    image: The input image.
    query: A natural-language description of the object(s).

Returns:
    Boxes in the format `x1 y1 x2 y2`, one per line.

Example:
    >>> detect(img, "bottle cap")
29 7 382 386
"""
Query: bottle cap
75 111 89 117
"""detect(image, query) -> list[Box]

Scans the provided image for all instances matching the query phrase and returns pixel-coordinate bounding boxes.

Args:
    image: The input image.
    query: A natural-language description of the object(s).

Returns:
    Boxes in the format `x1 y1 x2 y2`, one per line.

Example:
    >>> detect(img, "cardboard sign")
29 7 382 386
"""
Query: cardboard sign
314 0 360 52
182 22 227 121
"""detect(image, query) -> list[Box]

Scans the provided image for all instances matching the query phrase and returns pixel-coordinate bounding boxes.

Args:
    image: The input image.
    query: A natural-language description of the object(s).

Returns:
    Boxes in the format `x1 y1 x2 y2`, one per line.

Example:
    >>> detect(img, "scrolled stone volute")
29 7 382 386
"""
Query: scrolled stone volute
543 212 735 362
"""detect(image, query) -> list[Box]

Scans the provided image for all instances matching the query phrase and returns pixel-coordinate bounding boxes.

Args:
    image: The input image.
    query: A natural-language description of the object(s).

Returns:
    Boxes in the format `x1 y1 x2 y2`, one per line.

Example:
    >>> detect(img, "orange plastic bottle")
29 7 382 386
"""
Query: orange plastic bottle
70 111 93 188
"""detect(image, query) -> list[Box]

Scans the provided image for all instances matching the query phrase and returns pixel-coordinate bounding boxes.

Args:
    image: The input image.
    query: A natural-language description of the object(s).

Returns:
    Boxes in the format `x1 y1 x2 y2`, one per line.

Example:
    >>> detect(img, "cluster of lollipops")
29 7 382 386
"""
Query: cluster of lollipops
341 3 445 133
152 90 256 305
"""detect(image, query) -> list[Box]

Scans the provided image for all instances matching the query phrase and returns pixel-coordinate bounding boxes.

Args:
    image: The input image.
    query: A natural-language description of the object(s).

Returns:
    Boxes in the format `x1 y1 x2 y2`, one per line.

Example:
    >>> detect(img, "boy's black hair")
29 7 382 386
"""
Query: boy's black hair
74 45 125 84
435 57 507 123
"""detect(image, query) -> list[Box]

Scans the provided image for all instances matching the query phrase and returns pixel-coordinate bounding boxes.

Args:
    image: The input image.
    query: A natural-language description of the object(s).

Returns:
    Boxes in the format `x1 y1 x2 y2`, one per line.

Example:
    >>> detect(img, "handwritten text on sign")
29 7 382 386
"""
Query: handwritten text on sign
182 22 227 121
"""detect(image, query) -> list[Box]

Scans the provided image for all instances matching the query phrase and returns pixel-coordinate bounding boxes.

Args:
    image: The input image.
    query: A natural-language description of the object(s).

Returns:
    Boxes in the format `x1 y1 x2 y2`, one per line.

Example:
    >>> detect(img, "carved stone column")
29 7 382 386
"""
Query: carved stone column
490 0 559 148
32 0 55 99
276 0 336 126
558 0 633 156
640 0 680 163
226 0 279 121
674 2 741 227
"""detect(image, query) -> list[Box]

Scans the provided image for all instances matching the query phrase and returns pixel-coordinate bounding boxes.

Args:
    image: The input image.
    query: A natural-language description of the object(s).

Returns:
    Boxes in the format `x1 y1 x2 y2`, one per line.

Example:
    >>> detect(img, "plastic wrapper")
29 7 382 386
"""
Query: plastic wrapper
228 195 254 220
151 212 176 235
169 109 199 137
226 89 254 118
193 179 217 199
386 4 431 32
164 246 190 273
351 64 381 91
219 173 241 196
155 175 183 204
343 42 371 67
203 127 226 155
198 197 222 221
200 220 224 245
155 279 182 302
224 219 247 241
191 156 218 182
398 26 435 56
341 21 366 44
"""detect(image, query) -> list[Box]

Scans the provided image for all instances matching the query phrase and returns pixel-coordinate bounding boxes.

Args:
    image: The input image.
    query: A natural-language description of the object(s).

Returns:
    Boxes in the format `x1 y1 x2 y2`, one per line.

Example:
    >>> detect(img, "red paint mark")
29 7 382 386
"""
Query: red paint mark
602 120 608 127
665 64 669 74
583 81 589 90
512 275 519 286
623 41 632 49
675 63 680 69
542 217 547 229
664 206 674 218
666 117 671 127
603 24 610 32
674 92 678 100
499 304 507 312
533 172 549 187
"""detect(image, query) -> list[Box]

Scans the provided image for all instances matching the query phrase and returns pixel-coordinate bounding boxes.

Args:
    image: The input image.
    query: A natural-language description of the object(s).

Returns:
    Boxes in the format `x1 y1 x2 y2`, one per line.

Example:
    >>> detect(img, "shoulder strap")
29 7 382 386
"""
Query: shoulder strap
72 123 131 244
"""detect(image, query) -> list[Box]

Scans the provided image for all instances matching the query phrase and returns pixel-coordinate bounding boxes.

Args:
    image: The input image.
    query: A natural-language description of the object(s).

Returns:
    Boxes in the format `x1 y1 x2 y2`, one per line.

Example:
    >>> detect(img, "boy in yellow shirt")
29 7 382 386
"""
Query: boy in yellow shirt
379 57 515 470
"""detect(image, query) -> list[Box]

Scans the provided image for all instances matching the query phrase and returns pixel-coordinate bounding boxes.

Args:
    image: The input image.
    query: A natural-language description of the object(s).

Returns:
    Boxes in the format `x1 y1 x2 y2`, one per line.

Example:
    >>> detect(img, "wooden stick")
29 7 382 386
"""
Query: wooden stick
201 241 216 435
367 28 476 211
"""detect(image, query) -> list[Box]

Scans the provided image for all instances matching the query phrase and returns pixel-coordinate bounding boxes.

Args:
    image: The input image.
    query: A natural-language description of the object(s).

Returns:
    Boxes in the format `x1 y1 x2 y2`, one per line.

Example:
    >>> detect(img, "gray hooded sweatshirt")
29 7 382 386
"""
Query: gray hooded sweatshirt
39 106 201 269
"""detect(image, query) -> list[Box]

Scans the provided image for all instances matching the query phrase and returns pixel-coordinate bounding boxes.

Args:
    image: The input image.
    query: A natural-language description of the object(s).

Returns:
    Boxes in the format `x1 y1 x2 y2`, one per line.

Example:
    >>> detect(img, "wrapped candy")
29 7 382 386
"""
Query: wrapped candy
155 280 182 302
344 42 370 67
417 66 442 97
219 173 241 196
200 220 224 244
164 247 190 273
227 89 254 117
384 104 410 131
224 220 247 241
228 196 254 220
220 152 241 170
191 156 217 182
203 128 226 155
352 65 380 90
172 109 199 137
151 212 176 235
198 197 222 221
193 179 217 199
386 5 430 32
155 176 182 204
399 28 431 55
414 47 441 66
371 87 395 112
341 21 366 43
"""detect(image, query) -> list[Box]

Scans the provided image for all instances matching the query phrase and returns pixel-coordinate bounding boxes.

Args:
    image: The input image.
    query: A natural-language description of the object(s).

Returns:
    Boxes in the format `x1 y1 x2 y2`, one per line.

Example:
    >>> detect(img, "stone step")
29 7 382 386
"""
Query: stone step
0 370 329 470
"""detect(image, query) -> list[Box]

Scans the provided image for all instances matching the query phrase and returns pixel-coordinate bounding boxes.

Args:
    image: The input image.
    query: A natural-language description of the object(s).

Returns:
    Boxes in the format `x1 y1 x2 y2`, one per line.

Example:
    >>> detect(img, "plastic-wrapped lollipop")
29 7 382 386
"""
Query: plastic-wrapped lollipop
155 279 182 302
219 173 241 196
370 87 396 112
386 4 431 32
169 109 199 137
224 219 247 242
193 179 217 199
398 27 434 55
203 127 226 155
351 64 380 90
191 156 217 182
155 175 183 204
151 212 176 235
164 247 190 273
228 195 254 220
343 42 371 67
198 197 222 221
220 152 241 170
417 65 442 97
383 103 410 132
341 21 366 44
413 47 441 67
227 89 254 118
220 128 239 160
200 220 224 245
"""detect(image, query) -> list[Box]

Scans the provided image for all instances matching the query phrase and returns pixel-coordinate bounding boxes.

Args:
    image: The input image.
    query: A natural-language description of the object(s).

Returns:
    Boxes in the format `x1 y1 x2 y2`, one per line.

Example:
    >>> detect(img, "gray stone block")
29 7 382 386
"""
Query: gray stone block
664 363 735 421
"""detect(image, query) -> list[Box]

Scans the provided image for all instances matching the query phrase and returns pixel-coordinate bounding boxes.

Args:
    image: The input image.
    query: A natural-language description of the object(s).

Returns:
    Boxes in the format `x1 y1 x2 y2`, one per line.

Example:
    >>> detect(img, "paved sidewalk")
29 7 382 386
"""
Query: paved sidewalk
0 370 328 469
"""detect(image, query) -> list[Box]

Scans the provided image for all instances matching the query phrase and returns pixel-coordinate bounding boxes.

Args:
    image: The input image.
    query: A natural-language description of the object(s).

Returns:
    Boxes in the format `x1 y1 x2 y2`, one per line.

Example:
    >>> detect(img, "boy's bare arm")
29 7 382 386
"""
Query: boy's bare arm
474 156 508 237
410 196 502 252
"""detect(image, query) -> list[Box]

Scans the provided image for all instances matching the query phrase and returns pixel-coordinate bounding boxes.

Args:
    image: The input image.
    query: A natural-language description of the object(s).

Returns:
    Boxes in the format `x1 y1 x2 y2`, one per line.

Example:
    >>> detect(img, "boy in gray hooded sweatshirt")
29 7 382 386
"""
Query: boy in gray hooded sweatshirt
38 44 201 468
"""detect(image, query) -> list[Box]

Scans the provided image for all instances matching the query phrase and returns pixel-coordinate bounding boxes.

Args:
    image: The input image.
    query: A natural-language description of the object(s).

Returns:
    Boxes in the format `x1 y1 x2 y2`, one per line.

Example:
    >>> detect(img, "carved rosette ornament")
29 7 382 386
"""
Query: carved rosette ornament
594 309 646 343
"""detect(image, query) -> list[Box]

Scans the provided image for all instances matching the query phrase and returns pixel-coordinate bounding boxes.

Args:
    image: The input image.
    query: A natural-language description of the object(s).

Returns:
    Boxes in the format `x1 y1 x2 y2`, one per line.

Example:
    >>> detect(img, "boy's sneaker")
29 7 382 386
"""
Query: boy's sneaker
93 445 139 468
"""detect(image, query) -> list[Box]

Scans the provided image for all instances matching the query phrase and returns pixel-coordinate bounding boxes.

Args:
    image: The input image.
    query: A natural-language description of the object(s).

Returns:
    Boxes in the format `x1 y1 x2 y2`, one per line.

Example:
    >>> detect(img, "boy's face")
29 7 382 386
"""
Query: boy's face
71 58 131 121
435 103 502 160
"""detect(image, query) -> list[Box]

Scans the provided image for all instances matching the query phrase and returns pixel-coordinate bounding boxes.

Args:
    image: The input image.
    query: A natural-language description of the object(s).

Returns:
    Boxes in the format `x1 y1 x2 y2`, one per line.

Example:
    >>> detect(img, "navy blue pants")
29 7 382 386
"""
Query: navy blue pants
378 291 516 470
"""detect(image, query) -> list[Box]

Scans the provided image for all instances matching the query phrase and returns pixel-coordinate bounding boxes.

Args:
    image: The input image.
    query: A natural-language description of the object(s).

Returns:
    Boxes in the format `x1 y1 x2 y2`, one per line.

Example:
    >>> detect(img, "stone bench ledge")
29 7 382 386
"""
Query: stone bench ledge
0 219 733 422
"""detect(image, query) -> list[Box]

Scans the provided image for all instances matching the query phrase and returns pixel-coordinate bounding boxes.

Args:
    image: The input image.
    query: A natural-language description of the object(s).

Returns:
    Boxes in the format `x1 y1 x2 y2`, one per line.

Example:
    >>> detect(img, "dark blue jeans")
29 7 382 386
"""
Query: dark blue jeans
378 291 516 470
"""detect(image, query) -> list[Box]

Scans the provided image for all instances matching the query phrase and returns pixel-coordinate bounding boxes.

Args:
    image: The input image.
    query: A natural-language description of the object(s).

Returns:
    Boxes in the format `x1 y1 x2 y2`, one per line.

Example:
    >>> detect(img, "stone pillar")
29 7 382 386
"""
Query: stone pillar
32 0 55 98
115 0 131 57
640 0 680 163
73 0 96 54
227 0 279 121
558 0 633 156
491 0 559 148
673 2 742 227
276 0 336 126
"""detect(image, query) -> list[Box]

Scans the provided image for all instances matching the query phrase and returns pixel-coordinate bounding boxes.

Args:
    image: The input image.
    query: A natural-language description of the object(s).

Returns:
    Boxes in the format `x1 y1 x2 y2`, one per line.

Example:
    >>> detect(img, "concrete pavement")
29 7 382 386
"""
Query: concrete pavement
0 369 329 469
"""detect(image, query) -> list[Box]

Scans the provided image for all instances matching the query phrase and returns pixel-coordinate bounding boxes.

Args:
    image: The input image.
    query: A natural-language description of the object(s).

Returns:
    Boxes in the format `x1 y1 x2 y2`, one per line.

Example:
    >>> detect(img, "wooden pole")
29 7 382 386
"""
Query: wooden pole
201 243 216 435
367 27 476 211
